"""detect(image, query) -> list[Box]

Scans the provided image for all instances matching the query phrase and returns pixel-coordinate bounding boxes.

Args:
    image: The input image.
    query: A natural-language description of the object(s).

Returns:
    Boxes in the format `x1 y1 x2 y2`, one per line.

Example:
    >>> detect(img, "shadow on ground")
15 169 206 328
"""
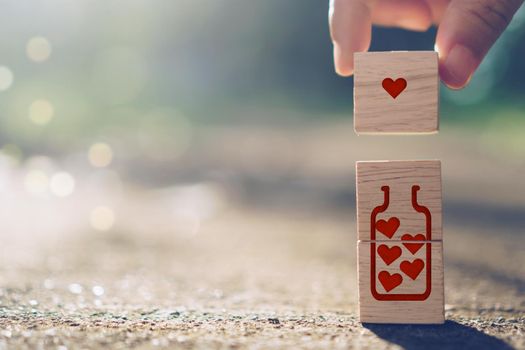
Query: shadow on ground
364 321 514 350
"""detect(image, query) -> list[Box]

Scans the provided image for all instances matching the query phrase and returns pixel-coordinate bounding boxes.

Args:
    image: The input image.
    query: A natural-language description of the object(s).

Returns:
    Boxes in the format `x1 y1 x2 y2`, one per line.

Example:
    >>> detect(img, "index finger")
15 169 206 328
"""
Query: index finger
329 0 372 76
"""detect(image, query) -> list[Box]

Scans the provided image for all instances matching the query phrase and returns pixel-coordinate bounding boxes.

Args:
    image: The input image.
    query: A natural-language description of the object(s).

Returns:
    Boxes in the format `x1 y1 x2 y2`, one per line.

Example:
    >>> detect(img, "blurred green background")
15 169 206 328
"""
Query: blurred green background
1 1 525 149
0 0 525 216
0 3 524 348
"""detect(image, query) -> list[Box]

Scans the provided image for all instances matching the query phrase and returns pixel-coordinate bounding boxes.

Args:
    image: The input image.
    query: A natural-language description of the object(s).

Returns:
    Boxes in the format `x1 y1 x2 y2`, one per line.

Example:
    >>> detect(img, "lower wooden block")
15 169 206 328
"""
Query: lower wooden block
358 240 444 324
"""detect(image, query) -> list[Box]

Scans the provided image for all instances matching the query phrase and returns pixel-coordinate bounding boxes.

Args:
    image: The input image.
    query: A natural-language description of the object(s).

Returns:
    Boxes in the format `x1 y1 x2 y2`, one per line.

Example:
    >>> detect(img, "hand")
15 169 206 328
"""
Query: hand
329 0 524 89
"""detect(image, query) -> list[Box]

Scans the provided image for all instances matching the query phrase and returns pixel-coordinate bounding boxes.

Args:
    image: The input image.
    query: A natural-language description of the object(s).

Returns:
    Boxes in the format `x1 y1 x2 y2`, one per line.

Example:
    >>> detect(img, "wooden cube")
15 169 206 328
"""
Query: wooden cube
358 241 444 324
354 51 439 134
356 160 442 241
356 160 444 324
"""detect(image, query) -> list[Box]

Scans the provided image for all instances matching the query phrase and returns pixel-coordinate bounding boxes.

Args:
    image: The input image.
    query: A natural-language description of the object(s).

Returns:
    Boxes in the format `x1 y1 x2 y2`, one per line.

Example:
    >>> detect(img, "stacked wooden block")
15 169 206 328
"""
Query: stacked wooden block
354 51 444 324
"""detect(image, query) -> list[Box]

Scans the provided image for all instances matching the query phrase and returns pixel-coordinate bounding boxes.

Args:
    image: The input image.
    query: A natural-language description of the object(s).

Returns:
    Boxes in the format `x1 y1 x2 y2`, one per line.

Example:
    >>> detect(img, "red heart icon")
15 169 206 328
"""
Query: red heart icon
378 271 403 292
401 233 426 254
382 78 407 99
400 259 424 280
376 217 400 239
377 244 402 265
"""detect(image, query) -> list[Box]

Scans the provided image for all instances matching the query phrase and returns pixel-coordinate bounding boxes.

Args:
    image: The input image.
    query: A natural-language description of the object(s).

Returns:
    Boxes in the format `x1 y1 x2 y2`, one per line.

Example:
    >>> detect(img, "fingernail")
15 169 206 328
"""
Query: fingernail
398 18 431 31
440 45 478 89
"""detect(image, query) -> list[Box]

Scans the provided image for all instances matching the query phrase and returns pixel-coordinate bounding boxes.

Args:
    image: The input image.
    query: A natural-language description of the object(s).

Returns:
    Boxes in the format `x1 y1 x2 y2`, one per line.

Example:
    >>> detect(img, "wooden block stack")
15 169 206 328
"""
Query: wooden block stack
353 52 444 324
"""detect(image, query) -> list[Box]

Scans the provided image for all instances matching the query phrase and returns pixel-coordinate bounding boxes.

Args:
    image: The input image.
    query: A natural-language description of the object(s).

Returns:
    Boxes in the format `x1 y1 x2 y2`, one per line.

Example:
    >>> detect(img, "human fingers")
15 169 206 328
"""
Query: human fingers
329 0 373 76
436 0 524 89
372 0 433 31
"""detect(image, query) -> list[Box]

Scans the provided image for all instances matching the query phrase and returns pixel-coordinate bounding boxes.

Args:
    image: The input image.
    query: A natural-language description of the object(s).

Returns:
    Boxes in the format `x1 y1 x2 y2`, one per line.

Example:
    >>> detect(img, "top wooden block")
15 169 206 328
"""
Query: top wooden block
354 51 439 134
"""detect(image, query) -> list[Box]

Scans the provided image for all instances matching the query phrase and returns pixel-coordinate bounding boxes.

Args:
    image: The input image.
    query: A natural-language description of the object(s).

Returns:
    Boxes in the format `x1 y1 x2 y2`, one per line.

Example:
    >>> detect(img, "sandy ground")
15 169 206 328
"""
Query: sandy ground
0 121 524 349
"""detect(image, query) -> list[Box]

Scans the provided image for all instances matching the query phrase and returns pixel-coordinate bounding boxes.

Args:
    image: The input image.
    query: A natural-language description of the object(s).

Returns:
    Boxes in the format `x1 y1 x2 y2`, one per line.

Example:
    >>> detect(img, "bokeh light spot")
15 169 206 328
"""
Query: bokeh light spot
26 37 52 62
68 283 83 294
92 285 105 296
29 99 54 125
88 143 113 168
50 172 75 197
90 206 115 231
0 66 14 91
1 144 23 165
24 170 49 195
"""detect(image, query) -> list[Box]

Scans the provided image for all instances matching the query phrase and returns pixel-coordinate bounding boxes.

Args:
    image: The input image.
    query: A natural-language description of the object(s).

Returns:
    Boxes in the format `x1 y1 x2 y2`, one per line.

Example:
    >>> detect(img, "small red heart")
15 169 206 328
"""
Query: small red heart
400 259 424 280
401 233 426 254
382 78 407 99
378 271 403 292
376 217 400 239
377 244 402 265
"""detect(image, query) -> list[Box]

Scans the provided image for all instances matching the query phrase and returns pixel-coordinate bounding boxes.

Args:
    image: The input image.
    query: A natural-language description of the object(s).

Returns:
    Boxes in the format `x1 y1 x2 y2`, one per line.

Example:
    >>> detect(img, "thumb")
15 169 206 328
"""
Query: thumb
436 0 524 89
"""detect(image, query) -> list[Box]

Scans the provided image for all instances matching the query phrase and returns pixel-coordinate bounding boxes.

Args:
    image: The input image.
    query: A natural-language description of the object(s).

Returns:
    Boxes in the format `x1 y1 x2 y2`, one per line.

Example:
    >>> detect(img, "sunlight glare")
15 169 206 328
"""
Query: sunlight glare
27 37 52 62
29 99 54 125
0 66 14 91
90 206 115 231
50 172 75 197
88 143 113 168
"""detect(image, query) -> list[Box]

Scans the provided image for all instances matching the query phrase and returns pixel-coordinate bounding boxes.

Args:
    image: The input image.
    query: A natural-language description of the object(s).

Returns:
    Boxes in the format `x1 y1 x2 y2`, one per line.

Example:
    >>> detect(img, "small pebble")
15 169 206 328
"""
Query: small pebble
268 318 280 325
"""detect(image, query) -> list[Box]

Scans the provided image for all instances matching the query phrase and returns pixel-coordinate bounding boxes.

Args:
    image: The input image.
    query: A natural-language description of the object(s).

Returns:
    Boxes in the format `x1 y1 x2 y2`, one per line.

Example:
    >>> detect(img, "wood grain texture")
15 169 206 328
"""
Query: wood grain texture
354 51 439 134
358 241 444 324
356 160 442 241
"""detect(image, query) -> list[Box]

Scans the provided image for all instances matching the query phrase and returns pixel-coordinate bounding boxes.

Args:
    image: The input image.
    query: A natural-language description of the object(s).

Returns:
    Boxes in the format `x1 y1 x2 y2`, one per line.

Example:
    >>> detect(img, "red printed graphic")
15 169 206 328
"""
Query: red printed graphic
377 245 402 266
382 78 407 99
376 217 400 239
401 234 426 254
400 259 425 280
370 185 432 301
378 271 403 292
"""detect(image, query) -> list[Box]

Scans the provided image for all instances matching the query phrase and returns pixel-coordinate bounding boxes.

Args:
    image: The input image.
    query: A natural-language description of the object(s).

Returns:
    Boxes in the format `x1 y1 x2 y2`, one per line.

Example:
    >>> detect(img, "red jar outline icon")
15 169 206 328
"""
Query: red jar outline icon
370 185 432 301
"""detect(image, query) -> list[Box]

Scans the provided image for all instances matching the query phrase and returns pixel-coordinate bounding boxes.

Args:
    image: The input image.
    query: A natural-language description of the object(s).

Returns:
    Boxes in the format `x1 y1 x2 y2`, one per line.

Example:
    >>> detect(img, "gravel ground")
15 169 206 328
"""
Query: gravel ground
0 122 524 349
